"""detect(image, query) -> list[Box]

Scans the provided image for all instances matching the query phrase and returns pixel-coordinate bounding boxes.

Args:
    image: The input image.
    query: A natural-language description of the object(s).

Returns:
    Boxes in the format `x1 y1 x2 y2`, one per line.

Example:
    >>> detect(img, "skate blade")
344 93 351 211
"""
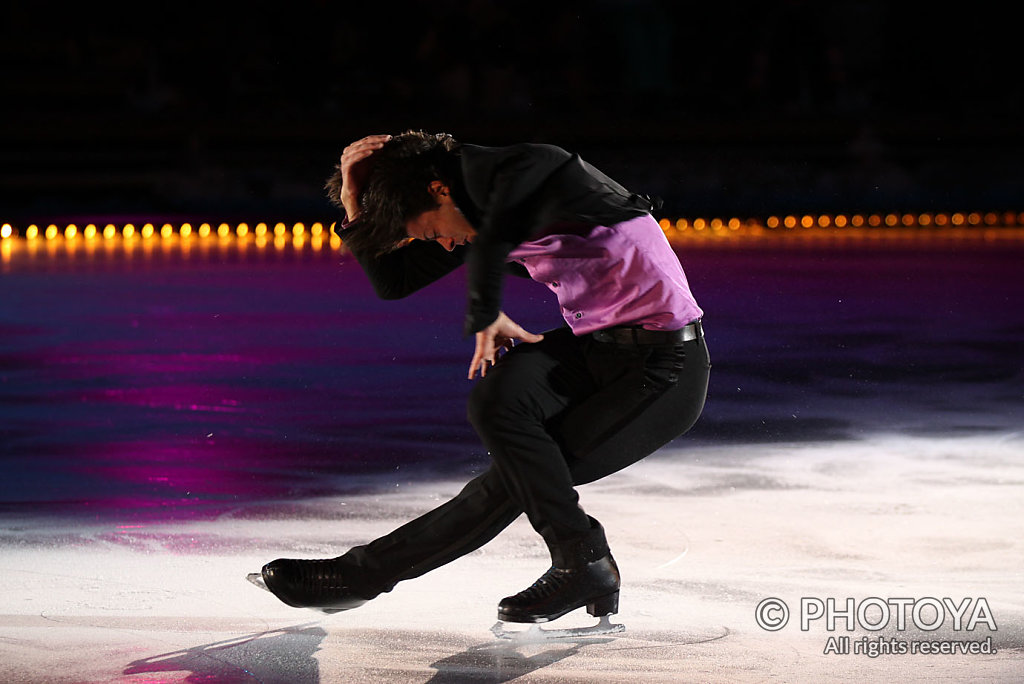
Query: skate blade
246 572 269 591
491 614 625 641
245 573 345 615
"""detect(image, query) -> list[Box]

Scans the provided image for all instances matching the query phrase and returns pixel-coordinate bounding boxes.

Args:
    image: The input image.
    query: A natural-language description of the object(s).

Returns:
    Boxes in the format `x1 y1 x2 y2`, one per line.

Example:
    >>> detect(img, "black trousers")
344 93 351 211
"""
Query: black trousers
337 325 711 597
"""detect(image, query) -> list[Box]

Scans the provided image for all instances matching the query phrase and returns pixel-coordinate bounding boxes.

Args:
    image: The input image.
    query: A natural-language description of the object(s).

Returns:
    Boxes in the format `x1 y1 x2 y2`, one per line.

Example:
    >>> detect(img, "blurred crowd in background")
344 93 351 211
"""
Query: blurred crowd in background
1 1 1020 220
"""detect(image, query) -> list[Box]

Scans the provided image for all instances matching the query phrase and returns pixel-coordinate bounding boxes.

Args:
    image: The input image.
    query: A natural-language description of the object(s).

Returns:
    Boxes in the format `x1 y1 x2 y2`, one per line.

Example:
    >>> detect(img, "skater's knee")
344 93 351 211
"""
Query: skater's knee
467 379 499 431
467 375 525 433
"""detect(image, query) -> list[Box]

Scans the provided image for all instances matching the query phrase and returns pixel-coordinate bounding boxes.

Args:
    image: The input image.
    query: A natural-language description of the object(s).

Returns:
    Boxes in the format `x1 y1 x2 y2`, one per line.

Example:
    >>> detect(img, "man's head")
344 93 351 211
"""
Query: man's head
326 130 472 255
404 180 477 252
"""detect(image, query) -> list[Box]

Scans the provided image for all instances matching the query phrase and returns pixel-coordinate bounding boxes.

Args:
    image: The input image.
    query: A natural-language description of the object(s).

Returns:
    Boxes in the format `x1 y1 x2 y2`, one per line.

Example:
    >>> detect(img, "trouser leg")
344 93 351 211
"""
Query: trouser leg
332 328 590 595
563 334 711 486
335 467 520 596
339 327 710 592
493 331 710 623
469 328 711 566
467 328 598 557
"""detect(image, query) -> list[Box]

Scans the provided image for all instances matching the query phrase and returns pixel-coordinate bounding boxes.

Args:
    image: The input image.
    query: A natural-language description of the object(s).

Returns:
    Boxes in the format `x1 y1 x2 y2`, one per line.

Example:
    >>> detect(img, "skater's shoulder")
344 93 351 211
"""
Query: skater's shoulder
460 142 572 170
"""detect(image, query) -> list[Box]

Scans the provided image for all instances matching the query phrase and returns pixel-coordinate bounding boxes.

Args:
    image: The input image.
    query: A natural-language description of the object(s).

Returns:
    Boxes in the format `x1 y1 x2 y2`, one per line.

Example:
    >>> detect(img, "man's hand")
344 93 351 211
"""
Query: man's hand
338 134 391 220
469 312 544 379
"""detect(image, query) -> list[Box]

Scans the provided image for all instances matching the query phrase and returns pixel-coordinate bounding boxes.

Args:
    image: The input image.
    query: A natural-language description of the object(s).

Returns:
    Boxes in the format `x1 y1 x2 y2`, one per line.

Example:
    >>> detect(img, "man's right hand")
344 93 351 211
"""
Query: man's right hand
468 311 544 380
338 134 392 221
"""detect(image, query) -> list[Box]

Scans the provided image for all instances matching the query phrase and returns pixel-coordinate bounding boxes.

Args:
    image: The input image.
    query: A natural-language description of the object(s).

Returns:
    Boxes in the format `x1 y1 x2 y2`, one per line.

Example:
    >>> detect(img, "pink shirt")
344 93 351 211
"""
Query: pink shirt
507 214 702 335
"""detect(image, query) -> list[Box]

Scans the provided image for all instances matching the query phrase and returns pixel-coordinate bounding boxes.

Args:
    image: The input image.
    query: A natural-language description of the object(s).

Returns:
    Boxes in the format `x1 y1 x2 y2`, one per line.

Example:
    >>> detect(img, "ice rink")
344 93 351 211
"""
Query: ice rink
2 234 1023 682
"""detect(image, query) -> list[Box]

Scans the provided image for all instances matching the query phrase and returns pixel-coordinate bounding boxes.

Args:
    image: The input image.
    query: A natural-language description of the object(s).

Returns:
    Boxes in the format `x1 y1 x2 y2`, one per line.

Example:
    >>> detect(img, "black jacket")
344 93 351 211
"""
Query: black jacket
343 143 658 335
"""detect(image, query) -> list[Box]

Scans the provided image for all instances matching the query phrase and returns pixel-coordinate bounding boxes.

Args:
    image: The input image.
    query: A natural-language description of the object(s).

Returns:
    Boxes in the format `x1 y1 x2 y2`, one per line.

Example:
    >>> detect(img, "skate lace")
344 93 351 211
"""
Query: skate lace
515 566 572 601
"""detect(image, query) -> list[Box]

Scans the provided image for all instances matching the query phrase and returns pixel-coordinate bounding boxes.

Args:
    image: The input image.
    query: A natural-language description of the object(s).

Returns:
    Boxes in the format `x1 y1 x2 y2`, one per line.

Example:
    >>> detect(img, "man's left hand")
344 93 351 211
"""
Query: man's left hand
469 312 544 379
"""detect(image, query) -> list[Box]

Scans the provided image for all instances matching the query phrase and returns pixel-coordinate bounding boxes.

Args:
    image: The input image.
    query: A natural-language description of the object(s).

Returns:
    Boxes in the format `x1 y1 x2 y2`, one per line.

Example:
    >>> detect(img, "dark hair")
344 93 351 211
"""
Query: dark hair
325 130 460 255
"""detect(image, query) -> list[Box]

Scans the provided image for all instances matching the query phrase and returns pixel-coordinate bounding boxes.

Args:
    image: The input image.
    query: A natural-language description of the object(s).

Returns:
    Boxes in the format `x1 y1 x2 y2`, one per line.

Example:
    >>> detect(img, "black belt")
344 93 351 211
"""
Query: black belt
591 320 703 345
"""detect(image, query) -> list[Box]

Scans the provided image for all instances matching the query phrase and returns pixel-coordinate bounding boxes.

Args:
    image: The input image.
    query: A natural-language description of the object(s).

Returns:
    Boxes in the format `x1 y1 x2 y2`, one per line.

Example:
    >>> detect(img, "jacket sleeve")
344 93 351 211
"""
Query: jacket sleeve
339 219 467 300
461 144 572 334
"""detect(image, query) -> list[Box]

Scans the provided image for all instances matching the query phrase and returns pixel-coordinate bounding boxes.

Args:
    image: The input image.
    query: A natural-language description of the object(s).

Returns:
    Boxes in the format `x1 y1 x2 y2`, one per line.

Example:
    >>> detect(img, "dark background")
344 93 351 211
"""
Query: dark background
2 1 1021 222
2 1 1023 518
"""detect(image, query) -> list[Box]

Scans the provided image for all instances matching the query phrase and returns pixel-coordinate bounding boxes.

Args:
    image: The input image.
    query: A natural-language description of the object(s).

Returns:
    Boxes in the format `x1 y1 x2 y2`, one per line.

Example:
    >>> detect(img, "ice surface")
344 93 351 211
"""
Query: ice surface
2 434 1023 682
2 242 1023 680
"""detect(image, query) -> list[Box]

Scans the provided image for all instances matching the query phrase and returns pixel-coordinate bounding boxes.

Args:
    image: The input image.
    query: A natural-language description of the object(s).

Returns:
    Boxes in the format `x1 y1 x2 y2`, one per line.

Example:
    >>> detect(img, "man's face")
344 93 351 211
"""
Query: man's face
405 182 477 251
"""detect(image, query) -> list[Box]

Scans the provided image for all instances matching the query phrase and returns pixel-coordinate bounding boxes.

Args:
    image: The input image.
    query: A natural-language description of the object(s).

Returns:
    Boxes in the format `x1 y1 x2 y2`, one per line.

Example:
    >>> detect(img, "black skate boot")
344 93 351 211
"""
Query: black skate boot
497 556 620 623
497 518 620 624
259 558 375 613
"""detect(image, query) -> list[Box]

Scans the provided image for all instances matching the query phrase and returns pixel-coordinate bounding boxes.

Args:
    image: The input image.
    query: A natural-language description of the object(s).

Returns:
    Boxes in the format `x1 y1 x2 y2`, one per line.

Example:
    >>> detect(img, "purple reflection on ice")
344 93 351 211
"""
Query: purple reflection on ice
2 239 1022 522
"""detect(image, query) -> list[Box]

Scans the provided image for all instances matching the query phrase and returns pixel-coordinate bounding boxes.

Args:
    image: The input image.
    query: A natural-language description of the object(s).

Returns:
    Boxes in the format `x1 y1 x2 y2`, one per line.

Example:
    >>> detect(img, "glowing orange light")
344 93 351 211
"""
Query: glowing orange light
10 209 1013 256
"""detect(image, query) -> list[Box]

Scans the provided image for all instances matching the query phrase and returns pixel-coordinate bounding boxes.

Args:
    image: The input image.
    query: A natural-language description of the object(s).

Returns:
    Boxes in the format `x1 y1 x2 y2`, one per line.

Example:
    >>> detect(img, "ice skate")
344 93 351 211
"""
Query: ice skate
491 614 625 641
249 570 342 607
494 552 623 638
246 570 349 615
247 558 372 614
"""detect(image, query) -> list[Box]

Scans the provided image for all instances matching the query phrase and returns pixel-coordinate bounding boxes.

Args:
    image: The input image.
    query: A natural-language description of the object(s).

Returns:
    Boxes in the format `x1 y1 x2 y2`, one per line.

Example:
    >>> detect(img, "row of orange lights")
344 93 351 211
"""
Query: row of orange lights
659 211 1023 233
2 211 1021 243
0 221 337 241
